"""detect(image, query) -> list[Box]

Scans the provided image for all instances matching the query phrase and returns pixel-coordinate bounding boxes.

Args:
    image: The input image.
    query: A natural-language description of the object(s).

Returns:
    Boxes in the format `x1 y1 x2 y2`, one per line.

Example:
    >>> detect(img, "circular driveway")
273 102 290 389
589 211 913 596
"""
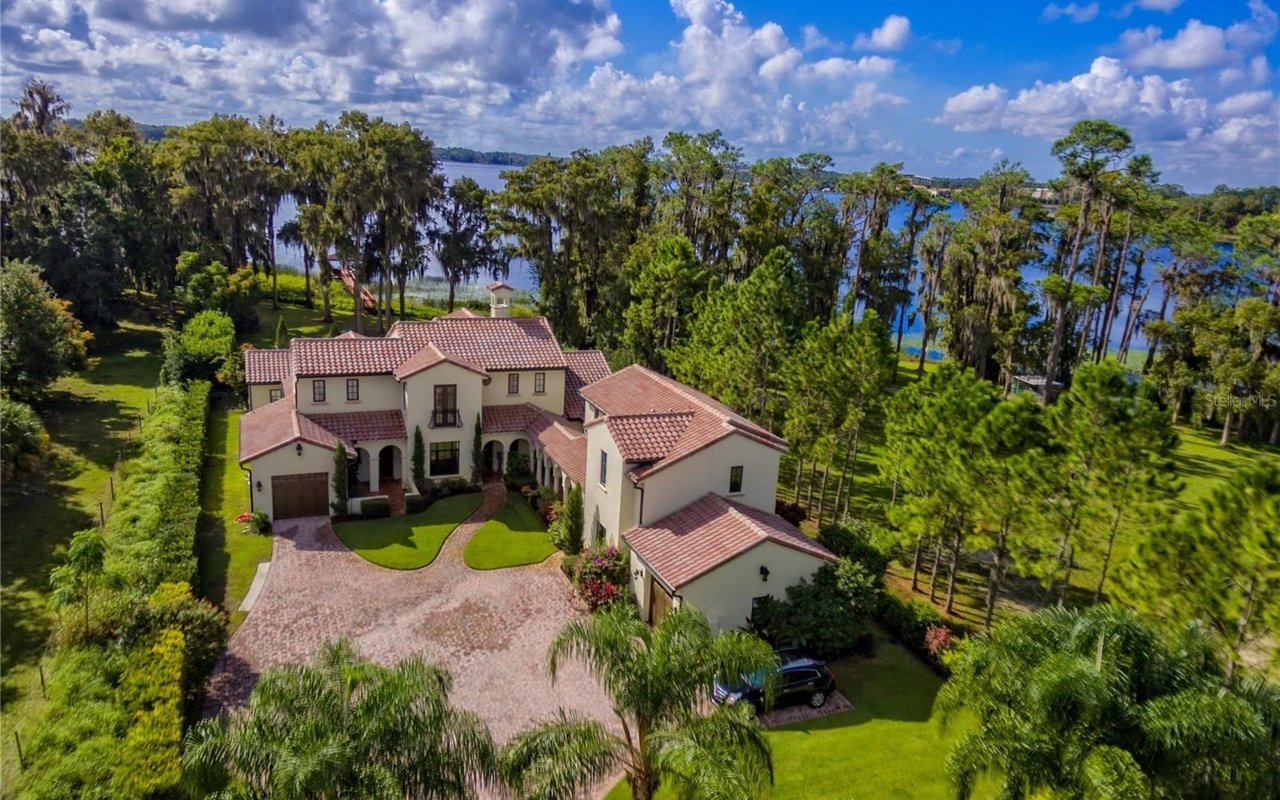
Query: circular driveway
204 484 615 744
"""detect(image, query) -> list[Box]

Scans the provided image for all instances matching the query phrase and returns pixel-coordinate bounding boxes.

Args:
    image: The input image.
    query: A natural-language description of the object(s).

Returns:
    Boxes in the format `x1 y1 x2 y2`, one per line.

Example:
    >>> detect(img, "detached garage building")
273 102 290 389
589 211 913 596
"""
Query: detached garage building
625 493 837 632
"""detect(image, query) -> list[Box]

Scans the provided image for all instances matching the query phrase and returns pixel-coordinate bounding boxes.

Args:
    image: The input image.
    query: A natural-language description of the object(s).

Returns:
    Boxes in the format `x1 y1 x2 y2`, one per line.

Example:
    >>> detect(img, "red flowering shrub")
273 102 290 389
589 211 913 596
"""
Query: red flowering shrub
924 624 954 660
568 545 629 610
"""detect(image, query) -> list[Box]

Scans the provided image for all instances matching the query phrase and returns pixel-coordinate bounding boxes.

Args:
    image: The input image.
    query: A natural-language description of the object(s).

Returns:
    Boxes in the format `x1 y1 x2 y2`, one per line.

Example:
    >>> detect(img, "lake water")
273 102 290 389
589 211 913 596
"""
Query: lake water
275 161 1215 349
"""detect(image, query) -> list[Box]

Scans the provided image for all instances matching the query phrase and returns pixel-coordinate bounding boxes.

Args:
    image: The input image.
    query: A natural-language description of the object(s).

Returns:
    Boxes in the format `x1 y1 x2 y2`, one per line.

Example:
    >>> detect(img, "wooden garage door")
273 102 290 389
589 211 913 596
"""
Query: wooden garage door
649 575 674 625
272 473 329 519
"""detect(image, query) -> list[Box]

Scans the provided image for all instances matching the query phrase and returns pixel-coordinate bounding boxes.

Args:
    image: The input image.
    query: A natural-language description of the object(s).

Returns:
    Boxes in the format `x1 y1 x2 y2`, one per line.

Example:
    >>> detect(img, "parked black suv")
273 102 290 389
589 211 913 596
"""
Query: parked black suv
712 649 837 713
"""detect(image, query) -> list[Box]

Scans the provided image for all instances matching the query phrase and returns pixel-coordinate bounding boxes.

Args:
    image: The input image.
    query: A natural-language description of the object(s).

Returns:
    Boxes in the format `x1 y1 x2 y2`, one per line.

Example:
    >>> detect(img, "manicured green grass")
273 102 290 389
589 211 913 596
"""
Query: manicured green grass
1 315 166 787
334 493 486 569
605 631 989 800
463 494 556 570
195 401 273 629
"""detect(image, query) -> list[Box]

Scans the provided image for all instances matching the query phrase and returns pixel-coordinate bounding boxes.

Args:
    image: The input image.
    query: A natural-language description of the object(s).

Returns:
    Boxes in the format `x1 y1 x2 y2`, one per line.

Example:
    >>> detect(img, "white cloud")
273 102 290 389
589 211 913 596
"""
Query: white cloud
800 24 837 52
1121 0 1278 70
935 56 1279 185
1118 0 1185 16
853 14 910 52
1041 3 1100 24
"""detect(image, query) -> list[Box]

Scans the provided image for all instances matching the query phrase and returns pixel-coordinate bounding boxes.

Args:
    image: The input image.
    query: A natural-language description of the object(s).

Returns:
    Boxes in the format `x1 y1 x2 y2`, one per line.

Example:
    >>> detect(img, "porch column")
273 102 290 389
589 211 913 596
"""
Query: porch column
369 451 380 492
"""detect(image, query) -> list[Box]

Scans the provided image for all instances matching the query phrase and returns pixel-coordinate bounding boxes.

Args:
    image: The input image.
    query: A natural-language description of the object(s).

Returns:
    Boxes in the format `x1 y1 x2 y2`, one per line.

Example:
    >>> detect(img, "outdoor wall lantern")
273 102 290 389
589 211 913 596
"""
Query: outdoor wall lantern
633 567 644 579
255 480 262 492
295 442 304 457
759 565 770 582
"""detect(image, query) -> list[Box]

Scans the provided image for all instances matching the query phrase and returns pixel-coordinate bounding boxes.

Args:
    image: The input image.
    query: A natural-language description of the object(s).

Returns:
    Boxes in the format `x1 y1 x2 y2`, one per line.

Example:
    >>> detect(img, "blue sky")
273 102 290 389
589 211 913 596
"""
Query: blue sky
1 0 1276 190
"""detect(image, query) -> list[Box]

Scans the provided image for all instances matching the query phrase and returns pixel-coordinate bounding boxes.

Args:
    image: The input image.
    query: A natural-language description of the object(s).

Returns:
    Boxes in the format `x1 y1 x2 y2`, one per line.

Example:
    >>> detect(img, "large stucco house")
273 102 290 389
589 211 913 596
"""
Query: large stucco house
239 283 834 630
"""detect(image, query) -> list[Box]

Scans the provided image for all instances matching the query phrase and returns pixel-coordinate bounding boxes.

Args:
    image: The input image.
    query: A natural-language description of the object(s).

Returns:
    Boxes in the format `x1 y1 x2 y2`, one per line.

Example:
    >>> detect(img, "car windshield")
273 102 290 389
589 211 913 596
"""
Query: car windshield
718 668 771 693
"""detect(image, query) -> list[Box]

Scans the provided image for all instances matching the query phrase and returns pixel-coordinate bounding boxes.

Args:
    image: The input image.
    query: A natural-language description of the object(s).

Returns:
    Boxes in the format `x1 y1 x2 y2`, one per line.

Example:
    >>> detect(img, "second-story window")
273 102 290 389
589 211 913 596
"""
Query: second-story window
312 380 326 403
508 373 520 395
433 384 458 427
729 465 744 494
346 378 359 401
534 372 546 394
599 450 608 486
269 387 283 403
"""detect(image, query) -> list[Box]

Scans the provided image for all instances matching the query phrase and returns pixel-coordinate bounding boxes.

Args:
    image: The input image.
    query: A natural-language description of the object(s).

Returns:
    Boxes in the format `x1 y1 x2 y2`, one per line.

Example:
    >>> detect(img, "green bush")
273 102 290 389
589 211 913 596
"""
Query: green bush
817 520 891 576
750 559 879 659
405 494 430 514
1 397 49 479
435 477 474 497
411 426 426 491
550 485 584 555
163 310 236 385
875 594 951 673
176 253 260 331
360 498 391 518
506 450 531 478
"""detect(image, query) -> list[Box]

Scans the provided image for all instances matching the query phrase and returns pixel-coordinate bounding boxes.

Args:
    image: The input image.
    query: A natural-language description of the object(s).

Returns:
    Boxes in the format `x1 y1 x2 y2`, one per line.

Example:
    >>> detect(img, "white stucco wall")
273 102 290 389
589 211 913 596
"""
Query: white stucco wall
481 369 565 414
401 363 485 480
244 440 337 520
247 383 284 411
584 423 639 548
675 541 829 632
639 434 781 523
296 374 403 414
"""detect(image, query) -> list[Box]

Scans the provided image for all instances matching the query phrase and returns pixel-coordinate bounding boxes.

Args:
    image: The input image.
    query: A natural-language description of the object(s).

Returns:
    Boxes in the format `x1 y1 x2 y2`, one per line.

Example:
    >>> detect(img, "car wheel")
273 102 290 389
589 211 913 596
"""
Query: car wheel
808 691 827 708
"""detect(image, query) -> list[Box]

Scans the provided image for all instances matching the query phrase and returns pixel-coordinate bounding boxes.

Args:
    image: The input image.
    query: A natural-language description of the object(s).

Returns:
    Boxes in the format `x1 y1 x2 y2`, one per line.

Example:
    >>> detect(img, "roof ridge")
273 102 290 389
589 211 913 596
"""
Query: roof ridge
722 498 771 543
630 365 733 422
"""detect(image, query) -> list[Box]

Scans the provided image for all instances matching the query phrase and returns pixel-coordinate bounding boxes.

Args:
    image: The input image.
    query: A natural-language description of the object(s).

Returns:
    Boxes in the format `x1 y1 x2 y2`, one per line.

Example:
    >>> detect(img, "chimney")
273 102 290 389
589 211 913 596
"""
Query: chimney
488 281 513 318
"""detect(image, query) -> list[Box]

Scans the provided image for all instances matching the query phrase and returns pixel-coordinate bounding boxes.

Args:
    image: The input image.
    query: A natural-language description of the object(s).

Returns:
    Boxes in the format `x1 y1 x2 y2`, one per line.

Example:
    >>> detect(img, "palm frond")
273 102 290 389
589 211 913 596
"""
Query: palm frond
500 710 624 800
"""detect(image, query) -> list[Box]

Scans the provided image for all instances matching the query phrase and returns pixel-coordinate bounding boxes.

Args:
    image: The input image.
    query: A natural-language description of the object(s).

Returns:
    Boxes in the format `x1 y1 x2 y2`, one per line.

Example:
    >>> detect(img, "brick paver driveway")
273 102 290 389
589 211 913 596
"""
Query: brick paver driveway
205 484 615 745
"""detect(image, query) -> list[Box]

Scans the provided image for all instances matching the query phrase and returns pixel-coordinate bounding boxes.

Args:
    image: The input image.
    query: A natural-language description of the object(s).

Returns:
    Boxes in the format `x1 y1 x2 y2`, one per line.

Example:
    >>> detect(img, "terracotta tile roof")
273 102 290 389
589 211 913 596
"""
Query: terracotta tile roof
580 365 786 480
334 331 371 339
563 350 610 419
482 403 545 434
488 281 513 291
308 410 406 448
393 342 488 380
244 349 292 384
291 337 416 377
623 493 836 589
526 412 587 486
606 412 695 461
239 398 339 464
391 317 567 370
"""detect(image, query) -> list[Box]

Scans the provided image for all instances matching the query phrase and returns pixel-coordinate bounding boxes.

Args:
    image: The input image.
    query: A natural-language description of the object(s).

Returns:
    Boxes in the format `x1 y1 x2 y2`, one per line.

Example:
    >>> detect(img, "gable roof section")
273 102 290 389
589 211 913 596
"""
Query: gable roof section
525 411 587 486
239 398 340 464
482 403 545 434
391 317 567 370
292 337 416 377
393 342 488 381
605 412 695 461
245 348 292 384
580 365 786 480
563 350 611 419
623 493 836 590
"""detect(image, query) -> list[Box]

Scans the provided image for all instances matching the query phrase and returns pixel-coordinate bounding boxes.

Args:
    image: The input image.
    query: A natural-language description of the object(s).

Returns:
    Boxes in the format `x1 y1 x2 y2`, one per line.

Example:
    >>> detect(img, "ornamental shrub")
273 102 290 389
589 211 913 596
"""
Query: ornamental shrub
0 397 49 479
568 544 629 610
750 559 879 658
405 494 430 514
162 310 236 384
411 425 426 492
360 498 391 519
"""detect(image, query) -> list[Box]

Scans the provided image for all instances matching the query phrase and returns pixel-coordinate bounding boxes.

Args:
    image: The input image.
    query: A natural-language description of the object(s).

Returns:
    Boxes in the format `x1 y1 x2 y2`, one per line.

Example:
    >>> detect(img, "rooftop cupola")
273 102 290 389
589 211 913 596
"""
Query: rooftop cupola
488 281 513 318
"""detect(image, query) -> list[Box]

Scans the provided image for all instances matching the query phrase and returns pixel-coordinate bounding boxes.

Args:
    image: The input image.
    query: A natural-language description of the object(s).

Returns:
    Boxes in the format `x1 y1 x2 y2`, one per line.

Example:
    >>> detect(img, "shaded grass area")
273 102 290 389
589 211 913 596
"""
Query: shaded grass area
1 315 166 787
195 401 271 630
464 494 555 570
334 493 485 569
604 630 991 800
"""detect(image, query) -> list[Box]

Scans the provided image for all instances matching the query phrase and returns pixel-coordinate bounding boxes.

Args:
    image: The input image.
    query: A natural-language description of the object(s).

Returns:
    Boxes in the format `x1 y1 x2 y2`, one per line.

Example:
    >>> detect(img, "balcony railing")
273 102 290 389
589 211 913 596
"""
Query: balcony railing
430 409 460 428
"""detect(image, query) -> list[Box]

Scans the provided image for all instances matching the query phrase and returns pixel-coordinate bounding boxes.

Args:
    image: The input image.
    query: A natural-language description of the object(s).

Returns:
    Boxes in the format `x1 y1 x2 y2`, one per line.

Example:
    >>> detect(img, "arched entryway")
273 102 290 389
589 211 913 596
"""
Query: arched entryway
481 440 505 476
377 445 402 483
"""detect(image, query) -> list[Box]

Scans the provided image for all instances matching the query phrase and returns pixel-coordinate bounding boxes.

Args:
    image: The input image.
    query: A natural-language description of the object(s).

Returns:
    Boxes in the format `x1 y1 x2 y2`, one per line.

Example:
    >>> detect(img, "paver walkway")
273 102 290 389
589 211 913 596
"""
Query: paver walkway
205 483 616 747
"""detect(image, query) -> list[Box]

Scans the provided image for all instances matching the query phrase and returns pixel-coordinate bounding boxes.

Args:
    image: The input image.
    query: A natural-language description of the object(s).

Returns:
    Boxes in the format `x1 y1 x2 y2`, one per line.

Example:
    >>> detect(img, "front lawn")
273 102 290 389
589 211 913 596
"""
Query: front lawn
605 631 986 800
334 493 486 569
463 494 556 570
195 400 273 629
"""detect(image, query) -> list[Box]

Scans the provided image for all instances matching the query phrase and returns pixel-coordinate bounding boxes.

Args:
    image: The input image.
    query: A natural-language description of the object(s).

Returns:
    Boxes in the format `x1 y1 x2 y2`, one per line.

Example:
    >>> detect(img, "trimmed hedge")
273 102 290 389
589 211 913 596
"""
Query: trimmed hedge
405 494 430 514
360 497 392 519
15 382 223 800
875 593 951 675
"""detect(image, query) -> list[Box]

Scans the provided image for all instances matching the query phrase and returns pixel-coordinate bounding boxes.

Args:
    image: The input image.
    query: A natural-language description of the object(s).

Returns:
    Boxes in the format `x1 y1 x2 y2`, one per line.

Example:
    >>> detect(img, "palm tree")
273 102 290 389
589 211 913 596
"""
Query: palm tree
936 604 1280 800
183 639 496 799
501 605 777 800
